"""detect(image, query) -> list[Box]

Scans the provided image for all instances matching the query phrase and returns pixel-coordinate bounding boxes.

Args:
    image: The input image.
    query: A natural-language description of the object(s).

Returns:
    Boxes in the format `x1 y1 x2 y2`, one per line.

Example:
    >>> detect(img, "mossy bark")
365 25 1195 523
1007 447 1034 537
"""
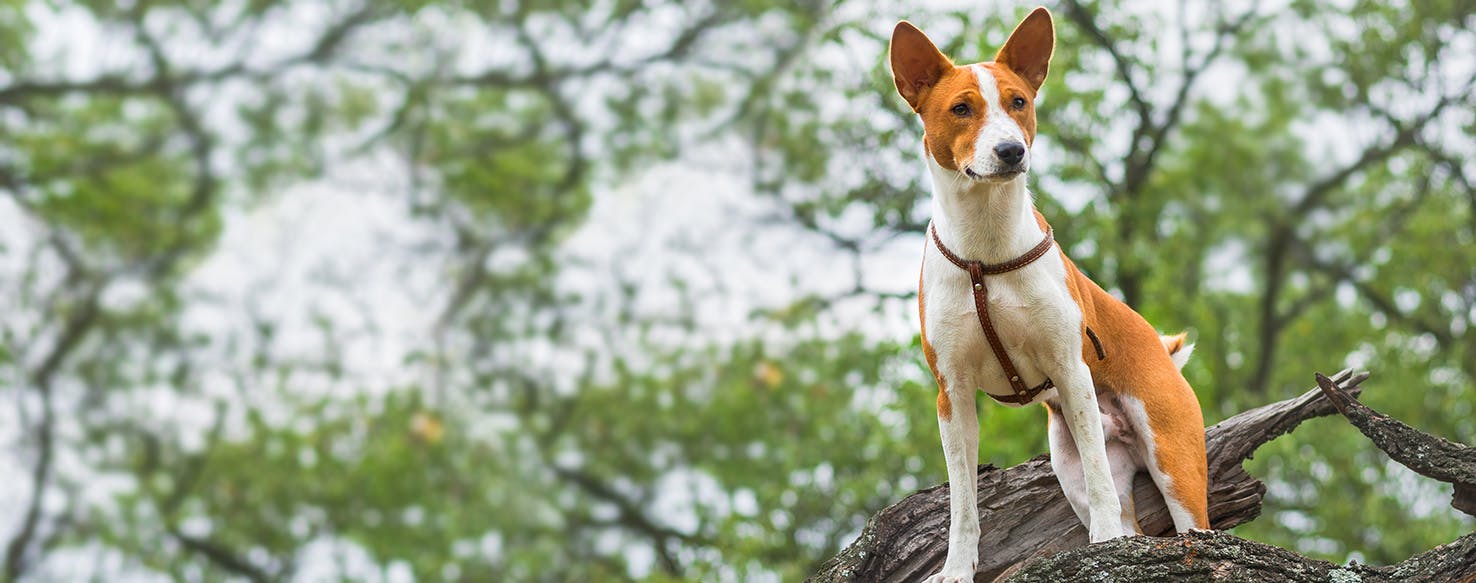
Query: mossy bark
1006 529 1476 582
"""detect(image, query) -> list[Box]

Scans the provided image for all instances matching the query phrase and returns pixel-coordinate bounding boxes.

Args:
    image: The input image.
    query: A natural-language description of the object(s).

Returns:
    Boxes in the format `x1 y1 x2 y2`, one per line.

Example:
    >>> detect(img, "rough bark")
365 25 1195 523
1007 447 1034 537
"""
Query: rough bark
1313 372 1476 517
808 369 1370 582
1006 529 1476 582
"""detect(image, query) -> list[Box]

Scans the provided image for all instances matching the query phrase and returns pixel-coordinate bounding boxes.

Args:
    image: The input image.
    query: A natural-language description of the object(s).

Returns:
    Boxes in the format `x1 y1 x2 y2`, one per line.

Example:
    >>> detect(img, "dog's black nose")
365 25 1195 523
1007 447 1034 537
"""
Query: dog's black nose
994 142 1026 166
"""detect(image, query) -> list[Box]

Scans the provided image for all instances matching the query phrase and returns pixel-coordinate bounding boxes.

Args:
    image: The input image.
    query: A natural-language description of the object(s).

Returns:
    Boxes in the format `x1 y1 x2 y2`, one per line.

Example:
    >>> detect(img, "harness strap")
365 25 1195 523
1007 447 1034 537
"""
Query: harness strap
928 222 1057 405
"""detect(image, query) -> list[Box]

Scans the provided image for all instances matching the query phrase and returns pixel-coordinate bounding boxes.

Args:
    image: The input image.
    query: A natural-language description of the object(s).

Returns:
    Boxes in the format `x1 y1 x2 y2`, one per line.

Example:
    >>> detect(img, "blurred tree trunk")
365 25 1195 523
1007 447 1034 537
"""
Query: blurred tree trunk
809 369 1476 582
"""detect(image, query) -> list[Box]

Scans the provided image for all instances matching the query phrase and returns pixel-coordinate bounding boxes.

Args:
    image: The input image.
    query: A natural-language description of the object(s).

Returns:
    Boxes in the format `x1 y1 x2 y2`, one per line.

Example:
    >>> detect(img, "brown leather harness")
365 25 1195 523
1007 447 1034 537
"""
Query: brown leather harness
927 221 1059 405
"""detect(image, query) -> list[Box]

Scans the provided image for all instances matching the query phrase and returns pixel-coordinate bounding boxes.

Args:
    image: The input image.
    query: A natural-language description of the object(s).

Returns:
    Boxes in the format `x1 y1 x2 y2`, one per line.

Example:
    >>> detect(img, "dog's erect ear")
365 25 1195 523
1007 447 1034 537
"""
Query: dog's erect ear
890 21 953 111
994 7 1054 91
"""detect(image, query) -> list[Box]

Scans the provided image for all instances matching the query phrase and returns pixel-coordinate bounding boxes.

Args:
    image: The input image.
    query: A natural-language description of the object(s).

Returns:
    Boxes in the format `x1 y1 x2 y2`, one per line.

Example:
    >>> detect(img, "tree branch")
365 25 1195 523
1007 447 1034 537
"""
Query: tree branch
1247 93 1455 395
165 527 272 583
1006 374 1476 581
1314 373 1476 516
1058 0 1151 163
4 285 102 582
0 4 380 107
808 369 1367 582
551 466 706 576
1007 528 1476 582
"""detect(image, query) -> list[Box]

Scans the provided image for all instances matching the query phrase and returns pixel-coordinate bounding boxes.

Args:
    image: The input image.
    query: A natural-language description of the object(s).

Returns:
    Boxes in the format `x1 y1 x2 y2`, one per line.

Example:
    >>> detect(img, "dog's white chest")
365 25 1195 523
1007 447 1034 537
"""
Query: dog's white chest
921 244 1083 404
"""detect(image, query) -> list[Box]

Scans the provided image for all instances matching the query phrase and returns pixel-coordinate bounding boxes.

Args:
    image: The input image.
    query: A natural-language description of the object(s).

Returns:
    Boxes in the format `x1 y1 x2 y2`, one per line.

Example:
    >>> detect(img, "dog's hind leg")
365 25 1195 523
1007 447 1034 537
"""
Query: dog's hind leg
1118 393 1210 532
1049 402 1143 536
1047 403 1088 528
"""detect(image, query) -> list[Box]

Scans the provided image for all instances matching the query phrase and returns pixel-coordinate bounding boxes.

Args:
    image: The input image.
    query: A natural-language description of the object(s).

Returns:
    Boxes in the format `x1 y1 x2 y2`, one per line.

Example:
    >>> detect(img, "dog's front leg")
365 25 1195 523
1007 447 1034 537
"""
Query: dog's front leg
1054 363 1127 542
928 383 979 582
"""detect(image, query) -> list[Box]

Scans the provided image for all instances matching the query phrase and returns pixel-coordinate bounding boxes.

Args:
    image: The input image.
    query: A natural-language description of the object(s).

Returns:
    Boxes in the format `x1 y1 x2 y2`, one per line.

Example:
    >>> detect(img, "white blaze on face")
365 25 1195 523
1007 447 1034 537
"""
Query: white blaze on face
970 64 1030 176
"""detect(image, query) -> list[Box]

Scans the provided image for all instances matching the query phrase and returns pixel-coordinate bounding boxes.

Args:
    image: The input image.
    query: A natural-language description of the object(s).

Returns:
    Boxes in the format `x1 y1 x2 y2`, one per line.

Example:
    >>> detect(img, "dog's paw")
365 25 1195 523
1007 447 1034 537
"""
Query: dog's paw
923 571 973 583
1088 525 1129 543
924 558 976 583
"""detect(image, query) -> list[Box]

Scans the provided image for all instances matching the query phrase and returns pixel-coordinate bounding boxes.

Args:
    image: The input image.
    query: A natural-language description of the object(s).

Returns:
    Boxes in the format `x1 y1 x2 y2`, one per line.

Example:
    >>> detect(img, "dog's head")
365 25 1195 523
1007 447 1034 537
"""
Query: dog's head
890 7 1054 183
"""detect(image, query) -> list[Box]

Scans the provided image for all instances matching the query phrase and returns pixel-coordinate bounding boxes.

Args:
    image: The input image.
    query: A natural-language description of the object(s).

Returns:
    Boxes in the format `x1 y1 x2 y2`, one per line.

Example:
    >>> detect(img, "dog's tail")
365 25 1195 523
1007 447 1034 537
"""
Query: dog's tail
1160 332 1194 371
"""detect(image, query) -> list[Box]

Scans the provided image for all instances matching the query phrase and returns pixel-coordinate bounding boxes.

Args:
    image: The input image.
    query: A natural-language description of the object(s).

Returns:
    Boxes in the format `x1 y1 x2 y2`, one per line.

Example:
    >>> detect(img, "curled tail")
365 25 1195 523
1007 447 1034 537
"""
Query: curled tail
1159 332 1194 371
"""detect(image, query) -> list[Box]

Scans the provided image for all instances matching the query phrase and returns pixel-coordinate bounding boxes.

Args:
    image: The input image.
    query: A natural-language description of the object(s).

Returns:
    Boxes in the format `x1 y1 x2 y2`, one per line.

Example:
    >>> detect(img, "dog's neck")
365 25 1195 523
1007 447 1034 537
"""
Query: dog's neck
926 153 1044 264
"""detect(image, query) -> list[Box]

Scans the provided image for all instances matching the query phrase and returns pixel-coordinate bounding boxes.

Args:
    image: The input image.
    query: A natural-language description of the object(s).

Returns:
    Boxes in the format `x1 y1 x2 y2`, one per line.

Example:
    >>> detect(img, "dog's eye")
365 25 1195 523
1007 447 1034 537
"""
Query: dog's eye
950 103 971 117
1011 96 1028 110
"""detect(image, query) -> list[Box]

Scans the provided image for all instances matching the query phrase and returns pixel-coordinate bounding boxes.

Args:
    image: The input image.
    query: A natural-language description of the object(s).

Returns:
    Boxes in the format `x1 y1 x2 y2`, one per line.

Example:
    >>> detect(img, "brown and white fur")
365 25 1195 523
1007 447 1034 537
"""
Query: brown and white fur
892 8 1210 581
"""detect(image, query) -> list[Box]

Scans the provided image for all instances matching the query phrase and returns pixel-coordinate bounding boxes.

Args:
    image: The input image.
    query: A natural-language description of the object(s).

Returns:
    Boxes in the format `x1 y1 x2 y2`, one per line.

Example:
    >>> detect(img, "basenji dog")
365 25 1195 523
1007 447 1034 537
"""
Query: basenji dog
890 7 1210 581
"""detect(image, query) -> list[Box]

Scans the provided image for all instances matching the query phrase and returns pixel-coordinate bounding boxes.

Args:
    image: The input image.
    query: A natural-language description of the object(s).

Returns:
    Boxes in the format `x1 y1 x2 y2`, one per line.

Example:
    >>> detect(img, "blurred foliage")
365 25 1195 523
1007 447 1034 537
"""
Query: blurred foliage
0 0 1473 581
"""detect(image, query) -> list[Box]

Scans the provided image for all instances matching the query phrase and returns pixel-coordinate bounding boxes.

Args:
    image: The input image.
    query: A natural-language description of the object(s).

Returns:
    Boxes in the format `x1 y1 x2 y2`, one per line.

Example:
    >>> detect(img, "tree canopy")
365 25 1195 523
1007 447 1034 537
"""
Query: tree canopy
0 0 1472 580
